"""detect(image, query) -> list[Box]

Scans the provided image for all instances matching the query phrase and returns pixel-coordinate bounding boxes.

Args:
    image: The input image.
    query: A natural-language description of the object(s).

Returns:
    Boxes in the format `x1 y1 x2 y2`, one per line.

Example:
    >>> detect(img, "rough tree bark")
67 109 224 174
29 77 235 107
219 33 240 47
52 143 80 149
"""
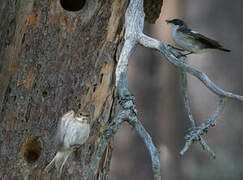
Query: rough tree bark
0 0 128 179
2 0 241 179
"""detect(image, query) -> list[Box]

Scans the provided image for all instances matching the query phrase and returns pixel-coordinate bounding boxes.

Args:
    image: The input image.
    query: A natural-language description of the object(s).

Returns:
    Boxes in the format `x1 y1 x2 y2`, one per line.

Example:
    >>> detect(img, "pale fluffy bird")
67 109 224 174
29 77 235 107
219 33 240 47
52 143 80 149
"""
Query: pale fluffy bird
45 110 90 177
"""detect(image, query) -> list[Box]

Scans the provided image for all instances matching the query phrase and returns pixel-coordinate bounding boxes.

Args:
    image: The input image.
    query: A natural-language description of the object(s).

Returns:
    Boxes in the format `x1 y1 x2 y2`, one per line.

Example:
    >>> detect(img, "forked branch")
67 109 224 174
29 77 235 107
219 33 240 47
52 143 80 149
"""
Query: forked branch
85 0 243 179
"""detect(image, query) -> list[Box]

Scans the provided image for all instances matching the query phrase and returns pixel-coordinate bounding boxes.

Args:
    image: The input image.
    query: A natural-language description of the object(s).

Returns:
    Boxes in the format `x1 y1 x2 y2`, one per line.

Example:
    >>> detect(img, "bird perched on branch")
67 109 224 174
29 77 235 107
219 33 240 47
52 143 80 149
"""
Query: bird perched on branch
166 19 230 55
45 110 91 177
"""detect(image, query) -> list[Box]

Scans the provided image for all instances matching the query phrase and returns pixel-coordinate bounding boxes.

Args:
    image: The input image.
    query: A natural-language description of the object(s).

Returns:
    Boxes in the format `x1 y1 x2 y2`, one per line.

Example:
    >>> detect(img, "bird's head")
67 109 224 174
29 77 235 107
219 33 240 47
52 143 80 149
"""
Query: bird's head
166 19 187 28
75 112 90 124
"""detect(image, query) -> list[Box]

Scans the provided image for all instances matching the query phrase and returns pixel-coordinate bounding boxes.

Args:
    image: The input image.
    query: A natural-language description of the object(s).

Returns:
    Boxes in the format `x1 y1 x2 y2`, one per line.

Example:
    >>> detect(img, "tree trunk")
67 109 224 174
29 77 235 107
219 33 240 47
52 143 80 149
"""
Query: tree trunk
0 0 128 179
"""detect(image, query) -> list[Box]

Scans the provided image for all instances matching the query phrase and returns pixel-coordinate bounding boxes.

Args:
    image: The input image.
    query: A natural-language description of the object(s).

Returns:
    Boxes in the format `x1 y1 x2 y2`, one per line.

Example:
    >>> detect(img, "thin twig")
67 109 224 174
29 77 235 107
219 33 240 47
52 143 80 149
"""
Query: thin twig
138 33 243 101
180 68 196 128
138 32 243 156
180 67 207 155
180 66 222 157
185 98 225 142
127 115 161 180
181 98 225 157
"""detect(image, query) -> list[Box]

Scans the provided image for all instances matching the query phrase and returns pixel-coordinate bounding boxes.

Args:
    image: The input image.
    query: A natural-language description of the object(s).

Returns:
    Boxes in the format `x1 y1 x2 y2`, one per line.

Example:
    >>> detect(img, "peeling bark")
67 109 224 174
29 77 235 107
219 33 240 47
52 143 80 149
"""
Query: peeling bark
0 0 128 179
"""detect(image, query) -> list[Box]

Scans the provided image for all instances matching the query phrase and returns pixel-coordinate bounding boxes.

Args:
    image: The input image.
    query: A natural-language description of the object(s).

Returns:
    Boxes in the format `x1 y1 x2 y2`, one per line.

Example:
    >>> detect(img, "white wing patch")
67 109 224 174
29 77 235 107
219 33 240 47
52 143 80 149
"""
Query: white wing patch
190 30 199 34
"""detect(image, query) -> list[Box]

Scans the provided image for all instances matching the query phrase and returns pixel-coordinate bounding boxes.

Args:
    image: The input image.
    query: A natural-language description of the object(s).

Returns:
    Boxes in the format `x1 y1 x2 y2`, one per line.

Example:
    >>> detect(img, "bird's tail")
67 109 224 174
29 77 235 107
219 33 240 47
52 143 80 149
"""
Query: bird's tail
218 47 231 52
45 150 72 177
45 156 56 172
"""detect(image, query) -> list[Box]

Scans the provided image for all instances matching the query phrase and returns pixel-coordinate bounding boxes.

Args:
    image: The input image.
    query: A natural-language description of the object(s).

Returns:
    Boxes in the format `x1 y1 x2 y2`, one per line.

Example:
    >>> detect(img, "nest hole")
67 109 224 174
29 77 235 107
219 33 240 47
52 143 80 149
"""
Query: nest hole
22 137 41 164
42 90 48 97
60 0 86 11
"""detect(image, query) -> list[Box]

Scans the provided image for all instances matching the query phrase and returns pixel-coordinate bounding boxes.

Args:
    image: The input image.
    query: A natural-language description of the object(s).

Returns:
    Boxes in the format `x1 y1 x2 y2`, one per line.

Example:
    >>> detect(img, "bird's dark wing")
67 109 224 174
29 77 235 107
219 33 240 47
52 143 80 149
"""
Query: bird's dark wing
178 27 223 49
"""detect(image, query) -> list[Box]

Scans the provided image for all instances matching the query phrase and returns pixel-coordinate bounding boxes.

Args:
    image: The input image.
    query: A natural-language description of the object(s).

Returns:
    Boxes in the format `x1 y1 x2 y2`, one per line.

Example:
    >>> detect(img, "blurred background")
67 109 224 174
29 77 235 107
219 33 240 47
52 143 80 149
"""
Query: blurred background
111 0 243 179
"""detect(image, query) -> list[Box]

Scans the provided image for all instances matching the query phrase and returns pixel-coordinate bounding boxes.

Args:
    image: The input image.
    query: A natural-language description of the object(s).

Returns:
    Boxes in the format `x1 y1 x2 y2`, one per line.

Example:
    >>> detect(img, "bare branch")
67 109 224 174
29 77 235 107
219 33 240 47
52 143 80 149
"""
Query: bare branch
115 0 161 179
84 0 162 179
179 68 206 155
127 115 161 180
199 138 216 158
136 14 239 159
83 110 127 180
115 0 242 177
88 0 243 178
185 98 225 142
180 68 196 128
179 66 224 158
180 97 225 157
138 33 243 101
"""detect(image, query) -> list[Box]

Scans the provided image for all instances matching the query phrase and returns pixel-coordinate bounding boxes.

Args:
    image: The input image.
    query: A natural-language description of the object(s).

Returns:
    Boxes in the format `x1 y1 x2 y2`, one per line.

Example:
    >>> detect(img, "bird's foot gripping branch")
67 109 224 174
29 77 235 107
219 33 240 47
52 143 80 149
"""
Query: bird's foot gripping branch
85 0 243 179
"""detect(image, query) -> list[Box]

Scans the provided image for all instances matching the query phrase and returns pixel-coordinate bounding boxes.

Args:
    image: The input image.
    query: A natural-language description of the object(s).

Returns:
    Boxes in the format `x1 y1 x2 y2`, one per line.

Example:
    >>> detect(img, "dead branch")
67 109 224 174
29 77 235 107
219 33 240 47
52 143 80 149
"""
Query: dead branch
85 0 243 179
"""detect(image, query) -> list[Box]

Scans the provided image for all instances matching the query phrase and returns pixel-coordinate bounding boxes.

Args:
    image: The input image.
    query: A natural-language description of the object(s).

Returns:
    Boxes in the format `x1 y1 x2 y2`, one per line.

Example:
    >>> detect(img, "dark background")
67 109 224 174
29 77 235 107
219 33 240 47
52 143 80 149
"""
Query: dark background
111 0 243 179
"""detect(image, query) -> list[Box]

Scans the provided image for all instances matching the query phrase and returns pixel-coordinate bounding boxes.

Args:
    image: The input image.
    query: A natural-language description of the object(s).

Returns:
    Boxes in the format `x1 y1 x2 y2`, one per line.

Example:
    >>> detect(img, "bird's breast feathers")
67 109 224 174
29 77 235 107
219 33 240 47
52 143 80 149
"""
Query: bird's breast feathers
173 27 223 53
64 123 90 148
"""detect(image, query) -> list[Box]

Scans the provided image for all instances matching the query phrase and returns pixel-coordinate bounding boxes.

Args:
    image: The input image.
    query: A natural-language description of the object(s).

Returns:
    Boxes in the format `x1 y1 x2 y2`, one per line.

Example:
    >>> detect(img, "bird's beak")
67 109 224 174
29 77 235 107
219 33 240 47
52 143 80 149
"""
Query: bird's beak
165 19 171 24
